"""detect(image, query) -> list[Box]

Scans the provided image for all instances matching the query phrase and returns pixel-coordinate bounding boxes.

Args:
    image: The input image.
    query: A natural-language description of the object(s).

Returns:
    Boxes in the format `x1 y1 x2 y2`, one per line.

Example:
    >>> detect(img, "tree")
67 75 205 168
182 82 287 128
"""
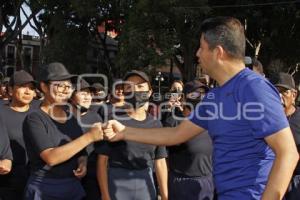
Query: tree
0 0 38 71
116 0 209 82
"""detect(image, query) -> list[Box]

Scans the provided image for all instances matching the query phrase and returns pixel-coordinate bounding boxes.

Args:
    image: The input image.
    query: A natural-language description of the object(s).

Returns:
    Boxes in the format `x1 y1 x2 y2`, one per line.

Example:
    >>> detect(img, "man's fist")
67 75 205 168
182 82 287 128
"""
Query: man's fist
102 120 126 142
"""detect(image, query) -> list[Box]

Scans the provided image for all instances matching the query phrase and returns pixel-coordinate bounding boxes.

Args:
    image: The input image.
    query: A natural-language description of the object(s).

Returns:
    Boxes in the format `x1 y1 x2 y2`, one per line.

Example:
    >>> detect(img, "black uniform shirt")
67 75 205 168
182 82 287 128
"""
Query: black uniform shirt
23 109 85 179
96 113 167 170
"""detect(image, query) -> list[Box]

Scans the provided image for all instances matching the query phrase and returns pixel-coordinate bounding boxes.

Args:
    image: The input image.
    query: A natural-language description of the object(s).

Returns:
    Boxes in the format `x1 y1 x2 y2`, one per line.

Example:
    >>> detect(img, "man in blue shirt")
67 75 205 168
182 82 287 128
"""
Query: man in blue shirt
103 17 299 200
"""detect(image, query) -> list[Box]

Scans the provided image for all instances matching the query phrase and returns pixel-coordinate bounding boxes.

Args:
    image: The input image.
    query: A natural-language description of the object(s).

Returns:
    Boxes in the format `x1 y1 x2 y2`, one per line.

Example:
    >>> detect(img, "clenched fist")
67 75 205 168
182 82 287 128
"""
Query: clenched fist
102 120 126 142
87 122 103 142
0 159 12 175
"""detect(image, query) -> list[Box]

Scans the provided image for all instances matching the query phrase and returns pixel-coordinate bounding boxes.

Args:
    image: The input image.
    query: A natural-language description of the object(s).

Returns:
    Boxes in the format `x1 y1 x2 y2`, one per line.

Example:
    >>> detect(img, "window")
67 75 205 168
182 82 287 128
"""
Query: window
6 45 16 65
23 46 33 71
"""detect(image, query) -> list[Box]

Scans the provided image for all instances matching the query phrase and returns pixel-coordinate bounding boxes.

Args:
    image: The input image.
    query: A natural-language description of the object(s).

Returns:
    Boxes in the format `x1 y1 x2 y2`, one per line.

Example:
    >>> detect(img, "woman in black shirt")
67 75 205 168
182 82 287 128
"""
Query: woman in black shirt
165 80 215 200
70 78 104 200
97 70 168 200
23 63 103 200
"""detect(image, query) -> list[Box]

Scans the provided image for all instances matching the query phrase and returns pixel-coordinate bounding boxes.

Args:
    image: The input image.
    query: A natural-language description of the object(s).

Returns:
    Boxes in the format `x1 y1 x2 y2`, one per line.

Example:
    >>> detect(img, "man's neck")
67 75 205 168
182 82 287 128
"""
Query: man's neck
10 100 30 112
212 60 245 86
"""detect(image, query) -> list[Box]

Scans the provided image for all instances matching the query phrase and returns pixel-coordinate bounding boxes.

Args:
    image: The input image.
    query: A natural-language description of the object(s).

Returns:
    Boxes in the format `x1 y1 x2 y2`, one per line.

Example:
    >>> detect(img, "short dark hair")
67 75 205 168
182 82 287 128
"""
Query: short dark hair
200 16 246 60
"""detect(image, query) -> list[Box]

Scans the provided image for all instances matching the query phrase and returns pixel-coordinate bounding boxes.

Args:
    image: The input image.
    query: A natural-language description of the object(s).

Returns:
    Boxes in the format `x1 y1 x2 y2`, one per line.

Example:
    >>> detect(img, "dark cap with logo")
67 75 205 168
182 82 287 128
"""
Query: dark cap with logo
39 62 77 82
274 72 295 90
9 70 35 86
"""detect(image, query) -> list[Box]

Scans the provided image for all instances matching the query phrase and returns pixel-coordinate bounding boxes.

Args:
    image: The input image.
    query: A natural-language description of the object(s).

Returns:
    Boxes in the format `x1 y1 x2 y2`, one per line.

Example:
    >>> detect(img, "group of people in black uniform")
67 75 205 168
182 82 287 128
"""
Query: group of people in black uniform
0 17 300 199
0 62 215 200
0 60 300 200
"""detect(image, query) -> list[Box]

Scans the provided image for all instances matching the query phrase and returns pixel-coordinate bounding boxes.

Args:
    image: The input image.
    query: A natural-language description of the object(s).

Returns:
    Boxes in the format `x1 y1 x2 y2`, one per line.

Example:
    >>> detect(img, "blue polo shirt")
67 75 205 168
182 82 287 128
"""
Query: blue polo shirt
189 68 289 199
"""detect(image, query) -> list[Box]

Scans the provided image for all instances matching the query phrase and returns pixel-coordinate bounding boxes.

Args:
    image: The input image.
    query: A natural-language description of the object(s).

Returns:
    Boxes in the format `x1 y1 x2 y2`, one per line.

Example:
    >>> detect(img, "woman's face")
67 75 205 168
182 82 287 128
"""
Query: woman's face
43 80 74 104
171 82 183 92
114 84 124 100
72 88 92 109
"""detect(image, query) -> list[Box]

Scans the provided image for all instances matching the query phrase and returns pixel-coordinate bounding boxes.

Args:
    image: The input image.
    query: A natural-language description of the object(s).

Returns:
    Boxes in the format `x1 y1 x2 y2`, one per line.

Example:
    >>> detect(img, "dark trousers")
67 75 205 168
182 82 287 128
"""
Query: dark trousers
82 176 101 200
24 175 85 200
168 171 215 200
108 167 157 200
0 171 28 200
285 175 300 200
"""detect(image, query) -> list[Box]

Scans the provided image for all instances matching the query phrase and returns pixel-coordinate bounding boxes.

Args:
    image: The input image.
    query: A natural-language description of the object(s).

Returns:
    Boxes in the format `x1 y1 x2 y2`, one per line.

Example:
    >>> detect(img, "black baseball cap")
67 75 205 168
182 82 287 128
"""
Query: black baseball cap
183 80 209 94
9 70 36 86
274 72 295 90
39 62 77 82
123 70 150 83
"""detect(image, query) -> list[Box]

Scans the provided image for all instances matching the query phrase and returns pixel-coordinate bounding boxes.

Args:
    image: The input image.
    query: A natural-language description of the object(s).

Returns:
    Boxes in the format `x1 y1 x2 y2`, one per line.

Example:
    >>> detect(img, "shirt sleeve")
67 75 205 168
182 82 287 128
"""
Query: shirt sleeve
23 112 56 154
240 79 289 138
94 141 111 156
0 117 13 160
153 120 168 159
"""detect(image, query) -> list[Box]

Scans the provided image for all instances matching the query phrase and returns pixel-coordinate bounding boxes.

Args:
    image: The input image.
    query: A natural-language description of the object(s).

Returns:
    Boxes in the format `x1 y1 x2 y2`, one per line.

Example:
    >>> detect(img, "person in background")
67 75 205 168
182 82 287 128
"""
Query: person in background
97 79 125 121
170 79 184 93
23 62 103 200
274 72 300 200
96 70 168 200
252 58 265 77
166 80 214 200
90 83 106 113
0 70 36 200
70 78 104 200
0 77 11 105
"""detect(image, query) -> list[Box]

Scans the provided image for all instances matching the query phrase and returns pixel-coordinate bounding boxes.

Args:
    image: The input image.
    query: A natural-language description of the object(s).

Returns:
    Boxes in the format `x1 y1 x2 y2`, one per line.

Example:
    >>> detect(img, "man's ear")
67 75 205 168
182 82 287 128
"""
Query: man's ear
214 45 225 61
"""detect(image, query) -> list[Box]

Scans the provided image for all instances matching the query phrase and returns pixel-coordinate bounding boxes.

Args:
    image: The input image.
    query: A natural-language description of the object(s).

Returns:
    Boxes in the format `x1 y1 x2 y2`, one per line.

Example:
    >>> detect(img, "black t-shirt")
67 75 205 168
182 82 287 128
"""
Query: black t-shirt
288 107 300 175
168 131 213 177
0 99 9 106
0 116 12 161
23 109 85 179
78 110 103 177
96 114 168 170
163 113 213 177
0 105 35 167
97 103 126 122
30 99 42 109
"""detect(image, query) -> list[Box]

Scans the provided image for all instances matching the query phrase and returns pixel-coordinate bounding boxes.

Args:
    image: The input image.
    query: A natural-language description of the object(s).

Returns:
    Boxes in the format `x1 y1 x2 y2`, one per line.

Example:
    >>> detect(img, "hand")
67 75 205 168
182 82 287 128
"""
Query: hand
0 159 12 175
73 159 87 179
102 120 126 142
88 122 103 142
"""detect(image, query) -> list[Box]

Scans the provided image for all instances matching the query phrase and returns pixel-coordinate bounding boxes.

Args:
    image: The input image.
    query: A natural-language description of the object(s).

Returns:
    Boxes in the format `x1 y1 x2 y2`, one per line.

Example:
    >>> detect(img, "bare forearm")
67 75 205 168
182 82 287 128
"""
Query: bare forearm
97 156 110 199
42 133 93 166
124 127 183 146
262 153 298 200
155 159 168 200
